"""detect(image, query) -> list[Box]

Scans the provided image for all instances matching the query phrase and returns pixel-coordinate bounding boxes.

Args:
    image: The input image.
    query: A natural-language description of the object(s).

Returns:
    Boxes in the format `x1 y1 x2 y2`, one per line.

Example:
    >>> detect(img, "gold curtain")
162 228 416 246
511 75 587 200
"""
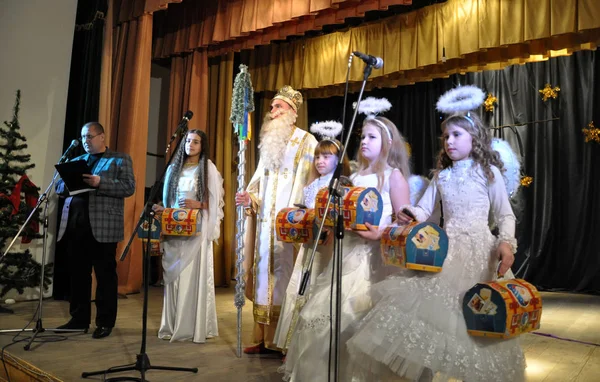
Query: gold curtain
249 0 600 97
167 50 209 144
97 11 154 294
99 0 114 128
203 54 265 286
297 97 308 132
152 0 413 58
167 49 245 286
207 52 235 287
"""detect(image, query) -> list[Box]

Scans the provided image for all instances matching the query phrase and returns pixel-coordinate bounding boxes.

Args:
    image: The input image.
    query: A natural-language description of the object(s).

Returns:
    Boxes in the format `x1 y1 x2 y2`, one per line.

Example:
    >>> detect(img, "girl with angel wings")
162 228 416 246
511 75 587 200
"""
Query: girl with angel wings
347 86 526 382
273 120 351 352
281 98 416 381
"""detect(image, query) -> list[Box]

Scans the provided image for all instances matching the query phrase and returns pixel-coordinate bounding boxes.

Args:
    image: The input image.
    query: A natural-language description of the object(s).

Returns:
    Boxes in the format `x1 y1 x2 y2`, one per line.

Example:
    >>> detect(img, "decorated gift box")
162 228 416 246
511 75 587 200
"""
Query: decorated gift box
136 218 162 255
314 186 382 230
161 208 201 236
463 279 542 338
381 222 448 272
276 207 317 243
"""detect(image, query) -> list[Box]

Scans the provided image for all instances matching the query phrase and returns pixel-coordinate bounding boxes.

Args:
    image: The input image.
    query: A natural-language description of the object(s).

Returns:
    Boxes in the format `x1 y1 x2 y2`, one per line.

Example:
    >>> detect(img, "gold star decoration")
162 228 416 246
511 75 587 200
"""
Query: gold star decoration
539 83 560 102
405 142 412 157
520 175 533 187
484 93 498 112
582 121 600 143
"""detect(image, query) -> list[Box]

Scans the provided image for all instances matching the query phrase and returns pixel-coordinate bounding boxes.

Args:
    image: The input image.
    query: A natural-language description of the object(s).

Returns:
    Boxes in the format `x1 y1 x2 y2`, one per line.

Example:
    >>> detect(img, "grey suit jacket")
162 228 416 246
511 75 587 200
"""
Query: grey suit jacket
56 148 136 243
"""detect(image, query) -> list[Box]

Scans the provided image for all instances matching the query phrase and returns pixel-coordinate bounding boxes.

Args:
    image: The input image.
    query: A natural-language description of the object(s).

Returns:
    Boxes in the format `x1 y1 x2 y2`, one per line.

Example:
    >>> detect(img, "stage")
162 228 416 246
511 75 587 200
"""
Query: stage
0 287 598 381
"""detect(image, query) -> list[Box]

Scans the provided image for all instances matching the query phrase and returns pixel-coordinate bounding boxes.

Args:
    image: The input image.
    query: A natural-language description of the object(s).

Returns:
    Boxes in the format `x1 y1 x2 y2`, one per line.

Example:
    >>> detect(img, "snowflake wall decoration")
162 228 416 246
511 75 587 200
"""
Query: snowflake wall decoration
484 93 497 112
539 83 560 102
582 121 600 143
520 176 533 187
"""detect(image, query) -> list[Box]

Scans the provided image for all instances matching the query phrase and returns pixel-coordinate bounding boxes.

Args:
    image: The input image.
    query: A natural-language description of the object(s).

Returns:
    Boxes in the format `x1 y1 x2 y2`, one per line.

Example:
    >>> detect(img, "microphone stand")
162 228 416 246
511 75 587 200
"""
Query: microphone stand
164 125 183 158
0 154 86 345
339 53 353 144
83 119 198 381
118 119 186 262
298 63 375 381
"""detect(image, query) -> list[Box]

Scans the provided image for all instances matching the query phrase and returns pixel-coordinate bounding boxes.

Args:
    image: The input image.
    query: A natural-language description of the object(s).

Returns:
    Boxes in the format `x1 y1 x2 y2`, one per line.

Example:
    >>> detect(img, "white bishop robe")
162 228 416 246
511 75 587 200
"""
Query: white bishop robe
244 127 317 332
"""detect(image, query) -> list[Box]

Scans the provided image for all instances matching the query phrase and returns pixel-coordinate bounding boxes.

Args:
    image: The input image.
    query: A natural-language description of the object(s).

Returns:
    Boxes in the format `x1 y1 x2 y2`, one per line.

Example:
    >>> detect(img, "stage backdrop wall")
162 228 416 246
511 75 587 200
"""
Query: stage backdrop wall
147 63 170 189
0 0 78 299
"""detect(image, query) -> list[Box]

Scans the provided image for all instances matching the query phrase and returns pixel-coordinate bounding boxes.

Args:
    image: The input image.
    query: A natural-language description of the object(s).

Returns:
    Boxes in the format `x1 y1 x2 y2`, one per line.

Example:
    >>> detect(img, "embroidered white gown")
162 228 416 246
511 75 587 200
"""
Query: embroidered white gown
274 172 335 350
281 169 395 381
158 161 224 343
347 159 526 382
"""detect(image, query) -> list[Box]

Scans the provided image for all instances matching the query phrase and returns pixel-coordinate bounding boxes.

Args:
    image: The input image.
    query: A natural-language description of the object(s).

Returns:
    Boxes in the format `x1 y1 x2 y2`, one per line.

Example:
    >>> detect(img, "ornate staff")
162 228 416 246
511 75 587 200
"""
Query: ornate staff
229 64 254 358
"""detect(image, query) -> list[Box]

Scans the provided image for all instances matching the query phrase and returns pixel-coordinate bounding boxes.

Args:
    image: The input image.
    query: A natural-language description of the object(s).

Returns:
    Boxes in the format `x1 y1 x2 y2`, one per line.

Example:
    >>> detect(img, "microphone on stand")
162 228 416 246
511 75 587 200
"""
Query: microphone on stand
169 110 194 141
352 51 384 69
166 110 194 155
58 139 80 164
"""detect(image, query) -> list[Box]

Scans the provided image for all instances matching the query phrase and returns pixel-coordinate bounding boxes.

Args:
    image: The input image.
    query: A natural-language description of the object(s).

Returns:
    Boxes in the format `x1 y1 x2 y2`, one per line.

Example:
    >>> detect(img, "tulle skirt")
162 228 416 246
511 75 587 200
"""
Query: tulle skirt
281 234 394 381
346 227 526 382
274 243 332 350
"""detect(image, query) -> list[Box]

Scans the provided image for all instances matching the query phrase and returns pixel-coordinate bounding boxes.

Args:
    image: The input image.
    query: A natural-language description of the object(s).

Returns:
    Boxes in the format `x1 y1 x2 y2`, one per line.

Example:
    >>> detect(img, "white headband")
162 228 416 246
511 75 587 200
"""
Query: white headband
365 116 392 140
463 112 475 128
320 138 341 151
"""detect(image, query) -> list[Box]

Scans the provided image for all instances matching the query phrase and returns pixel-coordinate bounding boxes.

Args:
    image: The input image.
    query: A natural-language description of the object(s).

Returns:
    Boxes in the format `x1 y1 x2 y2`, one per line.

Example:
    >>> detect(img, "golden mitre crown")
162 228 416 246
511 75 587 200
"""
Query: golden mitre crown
273 85 303 112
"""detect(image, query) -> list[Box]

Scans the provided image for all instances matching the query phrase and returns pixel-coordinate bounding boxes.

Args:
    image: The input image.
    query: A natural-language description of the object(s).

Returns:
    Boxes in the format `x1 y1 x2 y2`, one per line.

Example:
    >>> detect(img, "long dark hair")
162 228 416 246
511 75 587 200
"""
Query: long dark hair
166 129 209 208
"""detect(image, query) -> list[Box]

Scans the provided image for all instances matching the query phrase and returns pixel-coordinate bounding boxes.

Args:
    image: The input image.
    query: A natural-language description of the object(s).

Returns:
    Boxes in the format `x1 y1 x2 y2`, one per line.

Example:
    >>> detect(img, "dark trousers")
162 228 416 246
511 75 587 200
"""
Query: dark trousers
64 224 118 328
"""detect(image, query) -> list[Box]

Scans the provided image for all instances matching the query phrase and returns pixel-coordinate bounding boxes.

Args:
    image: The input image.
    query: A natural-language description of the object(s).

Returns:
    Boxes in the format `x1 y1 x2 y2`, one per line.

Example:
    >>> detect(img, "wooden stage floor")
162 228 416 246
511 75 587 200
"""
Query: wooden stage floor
0 287 599 381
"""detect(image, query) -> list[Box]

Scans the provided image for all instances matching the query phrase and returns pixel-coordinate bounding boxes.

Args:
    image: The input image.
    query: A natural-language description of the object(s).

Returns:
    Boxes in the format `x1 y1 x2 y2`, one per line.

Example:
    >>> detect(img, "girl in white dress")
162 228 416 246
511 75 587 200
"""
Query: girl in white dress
153 129 224 343
347 110 526 381
281 116 412 381
274 137 351 351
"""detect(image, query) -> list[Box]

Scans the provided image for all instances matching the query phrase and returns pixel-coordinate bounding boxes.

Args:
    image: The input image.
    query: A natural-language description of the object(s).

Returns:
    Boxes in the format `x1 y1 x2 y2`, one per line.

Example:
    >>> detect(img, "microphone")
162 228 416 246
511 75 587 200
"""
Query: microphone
169 110 194 140
352 51 383 69
58 139 80 164
165 111 194 154
182 110 193 123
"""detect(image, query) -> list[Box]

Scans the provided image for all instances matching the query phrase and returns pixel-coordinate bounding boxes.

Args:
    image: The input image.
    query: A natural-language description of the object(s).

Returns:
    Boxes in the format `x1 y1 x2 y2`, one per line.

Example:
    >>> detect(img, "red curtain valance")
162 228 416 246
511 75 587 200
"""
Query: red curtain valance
152 0 413 58
115 0 182 23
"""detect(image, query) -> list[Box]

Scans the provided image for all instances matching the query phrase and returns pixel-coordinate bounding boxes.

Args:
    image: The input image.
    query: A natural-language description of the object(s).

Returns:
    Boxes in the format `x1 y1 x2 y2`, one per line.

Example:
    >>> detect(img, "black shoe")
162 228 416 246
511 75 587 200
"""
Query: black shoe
55 321 89 333
243 342 282 356
92 326 113 339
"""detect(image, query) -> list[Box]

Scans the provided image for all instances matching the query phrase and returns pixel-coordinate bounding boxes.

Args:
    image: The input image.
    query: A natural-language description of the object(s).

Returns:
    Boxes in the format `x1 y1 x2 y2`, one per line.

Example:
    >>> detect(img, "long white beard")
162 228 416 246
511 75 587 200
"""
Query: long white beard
258 110 296 171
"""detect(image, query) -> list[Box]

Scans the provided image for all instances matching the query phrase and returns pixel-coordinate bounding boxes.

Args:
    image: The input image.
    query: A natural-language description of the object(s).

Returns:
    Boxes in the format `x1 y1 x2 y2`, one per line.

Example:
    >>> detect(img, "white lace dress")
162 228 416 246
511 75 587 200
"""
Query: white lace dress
274 173 335 350
158 161 224 343
347 159 526 382
281 169 395 381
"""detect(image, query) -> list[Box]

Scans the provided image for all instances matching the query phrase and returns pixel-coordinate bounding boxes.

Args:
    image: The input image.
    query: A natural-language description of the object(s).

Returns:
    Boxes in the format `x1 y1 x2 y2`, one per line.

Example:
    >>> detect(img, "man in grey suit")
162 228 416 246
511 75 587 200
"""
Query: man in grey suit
55 122 135 339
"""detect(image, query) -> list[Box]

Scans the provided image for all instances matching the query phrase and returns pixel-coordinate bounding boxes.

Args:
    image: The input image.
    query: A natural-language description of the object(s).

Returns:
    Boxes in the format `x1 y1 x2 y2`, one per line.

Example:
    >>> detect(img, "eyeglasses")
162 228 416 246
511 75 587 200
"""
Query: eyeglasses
81 133 102 141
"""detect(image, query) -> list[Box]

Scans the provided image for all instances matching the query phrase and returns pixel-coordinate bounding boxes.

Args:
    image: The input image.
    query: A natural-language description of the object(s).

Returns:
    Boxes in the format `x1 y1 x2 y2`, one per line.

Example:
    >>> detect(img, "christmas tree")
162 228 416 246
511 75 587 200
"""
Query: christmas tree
0 90 52 314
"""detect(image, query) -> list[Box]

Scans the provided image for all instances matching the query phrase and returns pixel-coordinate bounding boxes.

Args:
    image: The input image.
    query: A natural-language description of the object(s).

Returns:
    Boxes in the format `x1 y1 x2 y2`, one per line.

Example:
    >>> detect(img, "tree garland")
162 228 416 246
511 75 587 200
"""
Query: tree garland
229 64 255 140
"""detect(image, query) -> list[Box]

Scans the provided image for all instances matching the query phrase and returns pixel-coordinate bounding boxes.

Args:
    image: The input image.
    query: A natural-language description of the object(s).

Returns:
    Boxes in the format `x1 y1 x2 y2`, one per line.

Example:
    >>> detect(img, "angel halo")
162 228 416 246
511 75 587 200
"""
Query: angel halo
436 85 485 114
354 97 393 140
355 97 392 115
310 120 343 150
